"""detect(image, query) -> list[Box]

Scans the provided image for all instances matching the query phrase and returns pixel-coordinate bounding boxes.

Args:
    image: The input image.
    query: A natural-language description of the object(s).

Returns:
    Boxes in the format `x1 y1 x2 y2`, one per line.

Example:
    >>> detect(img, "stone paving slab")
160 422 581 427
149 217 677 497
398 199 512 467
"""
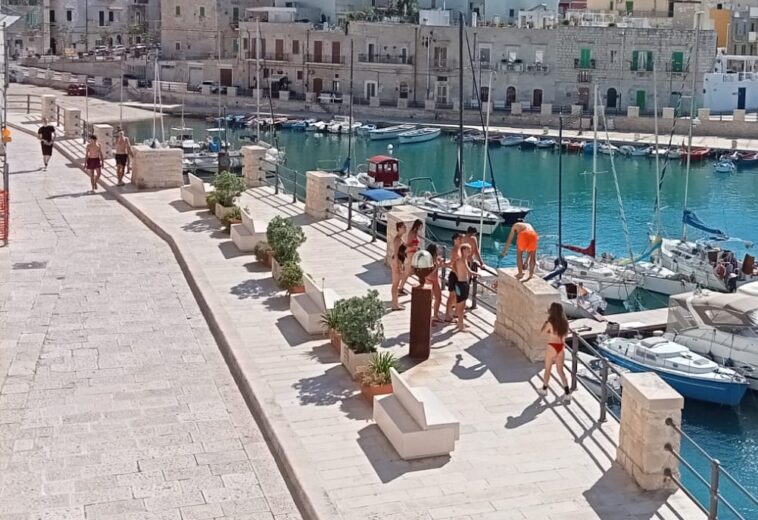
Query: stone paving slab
6 111 705 520
0 130 301 520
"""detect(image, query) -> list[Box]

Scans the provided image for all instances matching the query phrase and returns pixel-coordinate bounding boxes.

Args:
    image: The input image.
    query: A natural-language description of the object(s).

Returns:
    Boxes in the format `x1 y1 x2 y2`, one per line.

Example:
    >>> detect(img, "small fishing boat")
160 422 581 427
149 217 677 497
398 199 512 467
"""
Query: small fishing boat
570 352 627 400
598 143 620 155
714 159 736 173
356 124 377 136
667 148 683 159
619 145 651 156
520 136 539 149
551 280 607 319
499 134 524 147
597 332 749 406
166 127 201 153
686 147 711 161
566 141 585 152
736 151 758 168
306 120 326 132
368 124 416 140
536 138 557 149
456 129 482 143
398 127 441 144
464 180 532 225
583 142 597 155
354 155 410 195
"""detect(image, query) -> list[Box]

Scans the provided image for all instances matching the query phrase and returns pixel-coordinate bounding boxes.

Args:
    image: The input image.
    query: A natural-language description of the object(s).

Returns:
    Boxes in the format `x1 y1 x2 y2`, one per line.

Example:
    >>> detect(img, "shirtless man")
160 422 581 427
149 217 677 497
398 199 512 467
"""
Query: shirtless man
444 233 464 322
85 135 104 192
500 219 539 281
453 244 477 332
114 130 132 186
464 226 485 270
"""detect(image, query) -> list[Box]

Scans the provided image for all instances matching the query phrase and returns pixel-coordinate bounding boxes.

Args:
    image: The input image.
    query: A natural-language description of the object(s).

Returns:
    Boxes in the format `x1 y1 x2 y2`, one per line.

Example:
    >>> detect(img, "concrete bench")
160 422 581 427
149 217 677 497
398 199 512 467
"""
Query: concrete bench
230 207 266 252
290 273 339 335
374 368 460 460
180 173 207 208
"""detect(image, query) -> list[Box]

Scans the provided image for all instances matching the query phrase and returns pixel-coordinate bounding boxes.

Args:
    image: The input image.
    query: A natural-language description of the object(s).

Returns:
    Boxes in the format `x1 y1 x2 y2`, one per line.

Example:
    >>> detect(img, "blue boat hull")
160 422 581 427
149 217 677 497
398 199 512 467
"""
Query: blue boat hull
598 348 747 406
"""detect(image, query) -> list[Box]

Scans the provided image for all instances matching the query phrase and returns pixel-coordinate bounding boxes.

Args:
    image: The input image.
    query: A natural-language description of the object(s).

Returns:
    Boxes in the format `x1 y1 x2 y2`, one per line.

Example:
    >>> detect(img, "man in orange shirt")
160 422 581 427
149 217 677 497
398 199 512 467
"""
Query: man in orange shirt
500 219 539 281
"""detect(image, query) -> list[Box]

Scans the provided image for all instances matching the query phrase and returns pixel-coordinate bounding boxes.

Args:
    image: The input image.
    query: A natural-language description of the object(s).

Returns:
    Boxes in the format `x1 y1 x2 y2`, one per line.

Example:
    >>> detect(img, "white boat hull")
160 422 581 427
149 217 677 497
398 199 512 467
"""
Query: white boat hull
398 128 441 144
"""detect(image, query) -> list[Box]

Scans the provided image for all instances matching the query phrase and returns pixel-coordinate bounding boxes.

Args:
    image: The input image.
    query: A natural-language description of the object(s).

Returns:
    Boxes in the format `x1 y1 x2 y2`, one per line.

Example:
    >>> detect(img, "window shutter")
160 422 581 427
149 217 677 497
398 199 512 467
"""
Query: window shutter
631 50 638 71
646 51 654 71
672 51 683 72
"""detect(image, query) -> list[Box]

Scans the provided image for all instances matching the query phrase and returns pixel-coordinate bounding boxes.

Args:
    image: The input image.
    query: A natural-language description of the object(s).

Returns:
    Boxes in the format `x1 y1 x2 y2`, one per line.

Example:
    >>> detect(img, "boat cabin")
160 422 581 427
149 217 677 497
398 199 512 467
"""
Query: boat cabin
367 155 400 188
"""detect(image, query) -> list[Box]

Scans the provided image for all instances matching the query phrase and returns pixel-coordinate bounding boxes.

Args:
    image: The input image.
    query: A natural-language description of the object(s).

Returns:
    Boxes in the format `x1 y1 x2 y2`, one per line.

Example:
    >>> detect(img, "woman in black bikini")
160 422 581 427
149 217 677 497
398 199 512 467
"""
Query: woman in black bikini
539 303 571 402
390 222 407 311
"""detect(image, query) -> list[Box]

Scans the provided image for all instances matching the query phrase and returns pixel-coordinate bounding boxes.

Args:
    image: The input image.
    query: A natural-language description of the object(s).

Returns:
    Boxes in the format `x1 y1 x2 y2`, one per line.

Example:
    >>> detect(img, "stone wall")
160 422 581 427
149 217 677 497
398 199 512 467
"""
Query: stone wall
304 170 337 220
241 145 267 188
131 145 183 189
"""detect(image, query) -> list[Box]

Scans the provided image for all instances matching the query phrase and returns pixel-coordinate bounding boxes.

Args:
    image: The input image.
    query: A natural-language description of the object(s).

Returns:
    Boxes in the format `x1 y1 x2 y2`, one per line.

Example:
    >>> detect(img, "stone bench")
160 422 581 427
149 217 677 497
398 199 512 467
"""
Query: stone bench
290 273 339 335
492 100 506 111
374 368 460 460
231 208 266 252
180 173 207 208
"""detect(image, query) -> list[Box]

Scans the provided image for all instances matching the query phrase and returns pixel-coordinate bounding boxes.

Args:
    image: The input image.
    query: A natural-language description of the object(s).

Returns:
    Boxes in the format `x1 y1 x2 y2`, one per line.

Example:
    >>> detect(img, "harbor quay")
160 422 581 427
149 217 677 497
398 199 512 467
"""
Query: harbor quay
1 95 709 519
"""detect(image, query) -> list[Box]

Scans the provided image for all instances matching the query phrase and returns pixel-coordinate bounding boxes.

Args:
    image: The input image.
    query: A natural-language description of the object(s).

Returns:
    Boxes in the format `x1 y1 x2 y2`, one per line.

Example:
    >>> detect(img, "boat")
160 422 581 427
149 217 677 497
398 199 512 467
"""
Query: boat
464 180 531 225
334 174 368 199
354 155 410 195
356 123 377 136
368 124 416 140
597 332 748 406
167 127 201 153
536 138 557 149
327 116 360 134
619 145 650 156
570 351 626 399
456 129 483 143
667 148 683 159
552 280 607 319
409 196 501 234
566 141 585 152
634 260 698 296
736 151 758 168
686 147 711 161
714 159 736 173
598 143 620 155
307 121 327 132
520 136 539 149
499 134 524 147
398 127 441 144
183 150 243 173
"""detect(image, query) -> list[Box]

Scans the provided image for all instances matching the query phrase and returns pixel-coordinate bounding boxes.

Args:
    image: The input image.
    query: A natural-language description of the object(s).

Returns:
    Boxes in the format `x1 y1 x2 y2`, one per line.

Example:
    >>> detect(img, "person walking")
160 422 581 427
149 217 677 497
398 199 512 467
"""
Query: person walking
114 129 132 186
85 135 104 193
452 243 477 333
425 243 444 323
500 219 539 281
390 222 407 311
37 118 56 171
444 233 464 322
399 219 423 292
539 302 571 402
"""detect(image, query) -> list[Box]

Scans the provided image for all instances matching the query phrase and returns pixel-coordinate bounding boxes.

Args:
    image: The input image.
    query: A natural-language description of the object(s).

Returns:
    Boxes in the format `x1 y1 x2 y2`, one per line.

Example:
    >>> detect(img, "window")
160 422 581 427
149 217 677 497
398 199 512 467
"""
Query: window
233 39 238 52
509 9 515 18
579 48 590 68
232 7 239 22
625 0 633 13
175 42 181 51
609 49 618 63
175 5 181 16
199 6 205 17
296 70 303 80
109 11 114 23
671 51 683 72
99 11 105 26
631 50 653 71
479 47 490 66
66 9 72 22
292 40 299 55
535 49 544 64
399 81 409 99
242 38 248 50
49 10 55 23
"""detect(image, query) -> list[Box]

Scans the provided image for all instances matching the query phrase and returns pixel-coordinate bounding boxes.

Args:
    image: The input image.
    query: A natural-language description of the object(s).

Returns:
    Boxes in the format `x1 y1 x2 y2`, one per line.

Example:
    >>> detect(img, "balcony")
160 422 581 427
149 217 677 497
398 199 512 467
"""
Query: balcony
574 58 596 69
431 59 456 72
750 32 757 43
357 53 413 65
242 52 289 62
665 63 689 74
306 54 345 64
577 71 592 83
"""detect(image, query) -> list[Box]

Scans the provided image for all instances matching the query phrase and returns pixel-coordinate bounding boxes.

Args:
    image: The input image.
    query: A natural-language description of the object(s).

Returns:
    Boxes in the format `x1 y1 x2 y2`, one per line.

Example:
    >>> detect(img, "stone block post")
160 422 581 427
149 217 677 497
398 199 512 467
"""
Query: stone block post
510 102 522 115
697 108 710 121
571 104 582 116
63 108 82 138
494 269 560 362
733 109 746 121
425 99 436 111
617 373 683 491
226 86 237 97
278 90 290 101
398 97 408 109
92 124 114 160
384 208 427 266
305 170 337 220
131 145 183 189
541 103 552 116
241 145 267 187
662 107 674 120
627 106 640 118
40 94 56 122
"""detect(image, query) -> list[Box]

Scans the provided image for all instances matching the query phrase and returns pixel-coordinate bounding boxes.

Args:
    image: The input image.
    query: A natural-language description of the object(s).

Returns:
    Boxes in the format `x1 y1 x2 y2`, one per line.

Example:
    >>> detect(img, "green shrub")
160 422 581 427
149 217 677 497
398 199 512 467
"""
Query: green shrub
222 205 242 232
338 290 385 354
357 352 398 386
211 170 246 207
266 215 306 264
253 241 272 263
278 261 304 292
206 191 219 212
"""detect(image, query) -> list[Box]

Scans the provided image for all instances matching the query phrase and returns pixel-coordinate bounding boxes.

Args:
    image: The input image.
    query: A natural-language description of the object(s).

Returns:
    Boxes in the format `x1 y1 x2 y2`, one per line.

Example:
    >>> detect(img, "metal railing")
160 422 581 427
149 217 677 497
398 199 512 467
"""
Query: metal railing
306 54 346 64
6 94 41 114
357 53 413 65
0 159 8 245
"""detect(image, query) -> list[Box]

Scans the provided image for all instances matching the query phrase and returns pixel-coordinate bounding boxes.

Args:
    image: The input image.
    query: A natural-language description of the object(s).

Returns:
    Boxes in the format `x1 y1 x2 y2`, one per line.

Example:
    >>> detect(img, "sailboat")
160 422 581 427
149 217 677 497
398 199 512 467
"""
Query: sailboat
406 15 500 234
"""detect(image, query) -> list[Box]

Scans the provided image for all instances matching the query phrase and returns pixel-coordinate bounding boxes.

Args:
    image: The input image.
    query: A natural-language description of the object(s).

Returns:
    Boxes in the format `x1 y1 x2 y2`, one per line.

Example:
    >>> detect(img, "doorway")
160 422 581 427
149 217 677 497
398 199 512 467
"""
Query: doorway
506 86 516 106
50 38 57 55
578 88 589 109
532 88 542 107
275 39 284 61
636 90 646 111
368 43 375 62
313 41 322 63
606 87 618 108
365 81 377 100
312 77 323 94
738 87 746 110
219 68 233 87
331 41 341 64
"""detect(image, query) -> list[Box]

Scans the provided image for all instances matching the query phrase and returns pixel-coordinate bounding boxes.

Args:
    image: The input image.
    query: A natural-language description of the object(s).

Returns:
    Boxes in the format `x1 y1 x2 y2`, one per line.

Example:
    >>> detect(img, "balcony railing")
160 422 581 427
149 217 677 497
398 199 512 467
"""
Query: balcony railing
665 63 690 73
357 53 413 65
574 58 596 69
577 72 592 83
242 52 289 62
306 54 345 64
431 59 456 71
500 62 549 73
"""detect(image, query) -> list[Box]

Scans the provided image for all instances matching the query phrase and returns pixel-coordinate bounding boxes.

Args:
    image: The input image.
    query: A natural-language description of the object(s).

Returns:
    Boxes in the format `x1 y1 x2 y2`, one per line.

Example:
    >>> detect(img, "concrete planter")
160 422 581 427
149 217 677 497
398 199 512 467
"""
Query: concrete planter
271 257 282 281
340 340 374 380
215 203 235 221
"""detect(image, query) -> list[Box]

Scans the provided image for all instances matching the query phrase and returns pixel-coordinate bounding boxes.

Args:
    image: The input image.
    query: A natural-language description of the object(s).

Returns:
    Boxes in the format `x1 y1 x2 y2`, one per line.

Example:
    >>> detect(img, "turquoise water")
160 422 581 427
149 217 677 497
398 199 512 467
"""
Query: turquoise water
125 118 758 515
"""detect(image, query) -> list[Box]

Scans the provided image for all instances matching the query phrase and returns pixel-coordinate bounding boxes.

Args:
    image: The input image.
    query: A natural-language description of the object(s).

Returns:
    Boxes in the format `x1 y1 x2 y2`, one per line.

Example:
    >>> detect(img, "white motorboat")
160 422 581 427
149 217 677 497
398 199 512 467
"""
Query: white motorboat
307 121 326 132
619 145 651 156
714 160 736 173
463 180 531 225
521 136 539 149
536 138 557 149
597 332 748 405
398 127 441 144
633 261 698 296
553 280 607 319
183 151 243 173
334 175 366 199
649 148 682 159
167 127 201 153
368 124 416 140
539 254 639 301
499 135 524 147
356 124 377 136
598 143 620 155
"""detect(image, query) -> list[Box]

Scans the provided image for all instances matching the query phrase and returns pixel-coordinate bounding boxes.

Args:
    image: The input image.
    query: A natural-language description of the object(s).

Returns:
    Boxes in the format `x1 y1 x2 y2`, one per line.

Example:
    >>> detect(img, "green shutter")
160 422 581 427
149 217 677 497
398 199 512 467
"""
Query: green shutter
625 0 634 13
580 48 591 68
631 50 639 71
646 51 654 71
636 90 646 111
672 51 683 72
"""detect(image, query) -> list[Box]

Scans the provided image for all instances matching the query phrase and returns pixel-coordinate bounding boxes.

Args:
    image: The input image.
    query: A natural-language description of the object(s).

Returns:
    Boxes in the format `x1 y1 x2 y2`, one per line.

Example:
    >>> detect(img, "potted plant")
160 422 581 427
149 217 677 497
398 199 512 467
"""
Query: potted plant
356 352 398 402
321 302 345 351
339 290 385 379
253 241 273 267
211 170 246 220
206 191 219 213
222 205 242 234
266 216 306 281
278 261 305 294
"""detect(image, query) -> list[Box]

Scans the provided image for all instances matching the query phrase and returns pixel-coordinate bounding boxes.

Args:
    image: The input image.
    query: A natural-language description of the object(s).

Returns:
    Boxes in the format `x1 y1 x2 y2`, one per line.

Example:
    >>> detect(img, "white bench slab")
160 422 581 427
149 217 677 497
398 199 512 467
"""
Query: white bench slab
180 173 207 208
231 208 266 252
374 368 459 460
290 273 339 335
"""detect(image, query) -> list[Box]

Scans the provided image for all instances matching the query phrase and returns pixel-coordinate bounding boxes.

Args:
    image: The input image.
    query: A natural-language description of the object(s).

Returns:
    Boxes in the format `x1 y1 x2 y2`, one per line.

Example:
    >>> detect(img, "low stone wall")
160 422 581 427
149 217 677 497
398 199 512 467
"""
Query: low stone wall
131 145 183 189
304 170 336 220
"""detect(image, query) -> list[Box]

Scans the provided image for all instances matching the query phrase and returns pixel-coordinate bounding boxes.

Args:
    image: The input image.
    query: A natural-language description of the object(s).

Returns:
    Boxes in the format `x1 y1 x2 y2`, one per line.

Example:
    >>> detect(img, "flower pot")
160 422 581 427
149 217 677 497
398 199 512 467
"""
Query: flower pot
215 203 235 221
360 383 393 402
329 329 341 352
340 339 374 380
263 253 272 268
289 285 305 294
271 257 282 281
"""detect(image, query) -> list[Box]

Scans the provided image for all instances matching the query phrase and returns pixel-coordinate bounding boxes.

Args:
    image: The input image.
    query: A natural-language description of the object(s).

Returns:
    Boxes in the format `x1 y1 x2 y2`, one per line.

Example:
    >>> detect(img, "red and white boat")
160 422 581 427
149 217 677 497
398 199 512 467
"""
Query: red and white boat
566 141 585 152
684 148 711 161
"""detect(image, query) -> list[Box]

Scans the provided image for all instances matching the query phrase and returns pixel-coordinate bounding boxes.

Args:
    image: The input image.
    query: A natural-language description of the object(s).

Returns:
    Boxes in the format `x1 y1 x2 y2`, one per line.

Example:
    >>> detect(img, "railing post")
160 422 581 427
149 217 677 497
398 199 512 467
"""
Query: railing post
371 205 377 242
26 95 30 114
571 332 579 392
347 195 353 231
292 170 297 204
599 359 609 423
709 460 720 520
440 245 447 280
274 166 279 195
470 275 478 310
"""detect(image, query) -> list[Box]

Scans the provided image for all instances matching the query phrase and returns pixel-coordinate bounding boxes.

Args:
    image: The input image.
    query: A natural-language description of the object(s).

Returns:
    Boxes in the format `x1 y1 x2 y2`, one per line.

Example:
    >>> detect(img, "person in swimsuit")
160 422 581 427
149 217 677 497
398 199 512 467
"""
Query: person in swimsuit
85 135 104 192
114 129 132 186
464 226 485 272
500 219 539 281
390 222 407 311
37 118 55 171
425 243 444 323
444 233 463 322
539 302 571 402
399 219 423 292
453 244 477 332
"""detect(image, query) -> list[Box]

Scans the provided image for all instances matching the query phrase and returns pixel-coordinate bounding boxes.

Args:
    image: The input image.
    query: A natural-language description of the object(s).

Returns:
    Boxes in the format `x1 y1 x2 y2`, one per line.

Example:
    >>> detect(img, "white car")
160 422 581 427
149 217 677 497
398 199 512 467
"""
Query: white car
111 45 126 56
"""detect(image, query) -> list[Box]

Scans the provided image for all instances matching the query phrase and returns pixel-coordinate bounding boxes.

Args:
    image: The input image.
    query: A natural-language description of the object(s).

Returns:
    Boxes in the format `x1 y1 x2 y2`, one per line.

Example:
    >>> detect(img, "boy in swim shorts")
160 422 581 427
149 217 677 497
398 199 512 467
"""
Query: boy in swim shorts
453 243 477 332
500 219 539 281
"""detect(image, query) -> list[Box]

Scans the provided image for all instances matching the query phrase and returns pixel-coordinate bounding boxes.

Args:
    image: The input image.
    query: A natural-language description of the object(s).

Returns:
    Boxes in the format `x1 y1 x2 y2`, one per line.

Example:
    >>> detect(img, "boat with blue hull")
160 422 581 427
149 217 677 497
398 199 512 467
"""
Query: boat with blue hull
596 334 749 406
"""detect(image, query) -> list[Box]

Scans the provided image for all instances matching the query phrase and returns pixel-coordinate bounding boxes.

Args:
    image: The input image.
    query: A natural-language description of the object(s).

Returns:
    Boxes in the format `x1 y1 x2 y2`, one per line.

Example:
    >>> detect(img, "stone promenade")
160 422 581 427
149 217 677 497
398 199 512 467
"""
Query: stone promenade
0 131 301 520
4 111 705 520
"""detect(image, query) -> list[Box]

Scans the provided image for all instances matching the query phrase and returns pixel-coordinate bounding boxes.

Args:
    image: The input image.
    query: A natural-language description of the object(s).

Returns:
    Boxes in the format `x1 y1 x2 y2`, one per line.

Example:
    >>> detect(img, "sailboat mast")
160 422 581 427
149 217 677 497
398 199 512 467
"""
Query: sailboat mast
347 39 354 175
683 11 701 241
479 71 493 247
591 84 598 250
458 13 464 204
652 48 661 235
256 19 261 142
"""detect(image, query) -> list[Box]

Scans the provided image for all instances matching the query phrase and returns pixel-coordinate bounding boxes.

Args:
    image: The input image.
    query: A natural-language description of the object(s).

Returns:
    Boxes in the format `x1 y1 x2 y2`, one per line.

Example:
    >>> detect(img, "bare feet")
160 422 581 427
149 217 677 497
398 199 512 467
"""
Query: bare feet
391 305 405 311
523 274 533 282
456 325 471 333
515 272 524 280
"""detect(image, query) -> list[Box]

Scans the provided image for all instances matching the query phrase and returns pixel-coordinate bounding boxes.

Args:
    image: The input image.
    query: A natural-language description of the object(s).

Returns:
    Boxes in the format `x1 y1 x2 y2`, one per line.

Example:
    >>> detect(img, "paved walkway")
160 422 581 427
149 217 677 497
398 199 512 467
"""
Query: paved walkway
0 131 301 520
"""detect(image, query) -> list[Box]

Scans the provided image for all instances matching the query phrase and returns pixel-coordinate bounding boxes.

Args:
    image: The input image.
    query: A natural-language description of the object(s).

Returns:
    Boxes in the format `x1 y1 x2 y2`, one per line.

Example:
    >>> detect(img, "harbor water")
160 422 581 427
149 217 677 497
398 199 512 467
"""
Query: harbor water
124 117 758 516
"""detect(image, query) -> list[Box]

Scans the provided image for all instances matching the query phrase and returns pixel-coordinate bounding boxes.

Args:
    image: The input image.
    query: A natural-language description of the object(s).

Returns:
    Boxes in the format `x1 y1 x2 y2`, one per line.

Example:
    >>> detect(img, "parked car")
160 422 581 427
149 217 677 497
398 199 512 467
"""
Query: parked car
89 45 108 57
111 45 126 56
66 83 91 96
198 80 220 93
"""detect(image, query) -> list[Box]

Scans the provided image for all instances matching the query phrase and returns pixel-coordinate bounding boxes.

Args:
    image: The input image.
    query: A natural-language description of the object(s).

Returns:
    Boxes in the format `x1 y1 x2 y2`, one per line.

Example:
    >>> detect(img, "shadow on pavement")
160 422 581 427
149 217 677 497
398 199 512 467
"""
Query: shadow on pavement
505 396 552 429
292 365 354 407
275 315 312 346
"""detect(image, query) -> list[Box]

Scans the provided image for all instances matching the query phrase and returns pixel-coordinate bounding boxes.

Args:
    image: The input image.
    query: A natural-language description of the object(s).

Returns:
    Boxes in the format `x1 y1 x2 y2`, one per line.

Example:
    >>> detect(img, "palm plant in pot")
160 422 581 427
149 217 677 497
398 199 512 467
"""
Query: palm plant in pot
339 290 385 379
266 216 306 281
321 300 346 351
211 171 246 221
221 205 242 234
253 241 273 267
356 352 398 402
278 261 305 294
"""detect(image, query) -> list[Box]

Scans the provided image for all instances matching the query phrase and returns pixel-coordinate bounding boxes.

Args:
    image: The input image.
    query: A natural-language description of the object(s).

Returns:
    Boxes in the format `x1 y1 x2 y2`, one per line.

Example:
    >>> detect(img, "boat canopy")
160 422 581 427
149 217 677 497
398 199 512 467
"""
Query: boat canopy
465 180 493 190
682 210 727 239
359 188 402 202
669 291 758 331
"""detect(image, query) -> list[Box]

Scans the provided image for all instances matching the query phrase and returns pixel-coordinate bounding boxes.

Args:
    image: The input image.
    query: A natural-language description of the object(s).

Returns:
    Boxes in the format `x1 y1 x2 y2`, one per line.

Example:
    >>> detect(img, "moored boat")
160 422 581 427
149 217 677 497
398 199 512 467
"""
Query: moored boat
499 134 524 147
566 141 585 152
536 138 557 149
463 180 532 225
686 147 711 161
737 152 758 169
521 136 539 149
398 127 441 144
368 124 416 140
714 159 736 173
619 145 651 156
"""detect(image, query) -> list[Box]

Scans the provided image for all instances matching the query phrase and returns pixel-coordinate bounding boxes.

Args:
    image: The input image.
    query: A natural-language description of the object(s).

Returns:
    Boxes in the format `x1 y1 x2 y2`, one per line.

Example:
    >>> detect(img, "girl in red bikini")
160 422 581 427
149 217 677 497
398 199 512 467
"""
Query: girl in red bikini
539 302 571 402
399 219 423 291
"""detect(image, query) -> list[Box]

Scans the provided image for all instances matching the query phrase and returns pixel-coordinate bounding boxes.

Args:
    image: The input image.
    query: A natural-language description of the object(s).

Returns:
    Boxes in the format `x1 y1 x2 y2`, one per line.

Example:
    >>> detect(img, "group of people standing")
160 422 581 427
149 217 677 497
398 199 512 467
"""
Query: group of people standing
37 119 133 192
